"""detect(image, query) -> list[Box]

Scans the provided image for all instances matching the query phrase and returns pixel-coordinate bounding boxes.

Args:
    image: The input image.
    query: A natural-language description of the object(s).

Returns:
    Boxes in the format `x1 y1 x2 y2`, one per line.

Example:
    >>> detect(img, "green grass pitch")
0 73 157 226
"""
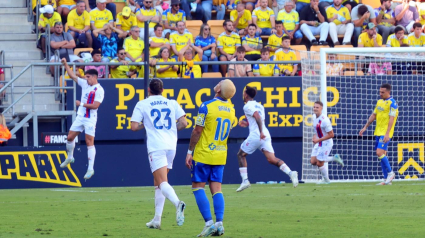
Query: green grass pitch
0 181 424 237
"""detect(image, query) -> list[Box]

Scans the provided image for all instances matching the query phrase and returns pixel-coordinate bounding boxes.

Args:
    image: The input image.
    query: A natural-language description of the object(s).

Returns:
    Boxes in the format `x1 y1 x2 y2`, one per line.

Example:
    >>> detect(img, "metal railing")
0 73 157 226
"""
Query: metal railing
0 50 14 106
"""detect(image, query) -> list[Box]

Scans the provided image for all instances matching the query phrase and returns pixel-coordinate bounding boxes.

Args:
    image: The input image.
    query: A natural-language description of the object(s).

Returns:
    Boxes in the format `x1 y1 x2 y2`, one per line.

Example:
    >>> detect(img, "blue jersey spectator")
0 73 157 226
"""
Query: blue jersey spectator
194 24 219 73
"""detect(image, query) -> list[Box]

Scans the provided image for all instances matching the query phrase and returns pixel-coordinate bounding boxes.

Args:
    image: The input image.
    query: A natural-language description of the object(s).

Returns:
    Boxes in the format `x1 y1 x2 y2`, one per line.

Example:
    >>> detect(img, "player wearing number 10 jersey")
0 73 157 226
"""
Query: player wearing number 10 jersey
130 79 187 229
185 79 236 237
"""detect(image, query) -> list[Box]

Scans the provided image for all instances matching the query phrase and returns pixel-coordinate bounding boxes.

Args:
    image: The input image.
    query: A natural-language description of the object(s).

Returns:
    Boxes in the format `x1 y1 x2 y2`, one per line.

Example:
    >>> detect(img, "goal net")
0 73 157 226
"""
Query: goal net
301 47 425 182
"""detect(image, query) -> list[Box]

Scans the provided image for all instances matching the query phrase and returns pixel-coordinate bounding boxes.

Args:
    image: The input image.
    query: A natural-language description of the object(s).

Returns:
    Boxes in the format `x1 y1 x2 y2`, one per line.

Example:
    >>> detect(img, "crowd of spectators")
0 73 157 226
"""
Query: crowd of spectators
31 0 425 79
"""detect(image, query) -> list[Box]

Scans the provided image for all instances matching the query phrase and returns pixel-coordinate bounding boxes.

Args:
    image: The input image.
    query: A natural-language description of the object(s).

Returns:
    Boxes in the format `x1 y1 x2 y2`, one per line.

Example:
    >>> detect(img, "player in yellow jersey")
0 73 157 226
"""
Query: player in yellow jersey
359 84 398 185
386 26 408 47
67 1 92 47
186 79 236 237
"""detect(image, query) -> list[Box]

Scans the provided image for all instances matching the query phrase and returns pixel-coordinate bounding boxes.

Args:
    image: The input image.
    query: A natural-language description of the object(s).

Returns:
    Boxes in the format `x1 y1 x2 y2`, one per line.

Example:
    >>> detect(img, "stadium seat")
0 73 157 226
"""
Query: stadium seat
186 20 203 40
333 45 353 49
290 45 307 62
74 48 93 57
337 53 356 70
344 71 364 76
202 72 222 78
310 45 330 52
65 23 68 32
208 20 225 38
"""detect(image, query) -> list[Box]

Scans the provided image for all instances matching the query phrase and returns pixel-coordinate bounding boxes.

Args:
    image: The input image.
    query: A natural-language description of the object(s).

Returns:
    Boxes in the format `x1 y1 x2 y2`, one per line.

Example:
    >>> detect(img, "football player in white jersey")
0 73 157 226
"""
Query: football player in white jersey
59 58 105 180
311 101 344 184
236 86 299 192
130 78 187 229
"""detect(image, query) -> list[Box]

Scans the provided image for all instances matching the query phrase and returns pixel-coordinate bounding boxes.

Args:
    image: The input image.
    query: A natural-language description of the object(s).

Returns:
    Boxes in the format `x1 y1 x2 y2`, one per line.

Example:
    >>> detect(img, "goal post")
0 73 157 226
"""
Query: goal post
301 47 425 183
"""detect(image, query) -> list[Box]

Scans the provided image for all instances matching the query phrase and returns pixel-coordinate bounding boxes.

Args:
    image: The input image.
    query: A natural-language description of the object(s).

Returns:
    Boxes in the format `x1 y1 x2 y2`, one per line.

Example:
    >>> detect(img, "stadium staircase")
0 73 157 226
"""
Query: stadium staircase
0 0 72 146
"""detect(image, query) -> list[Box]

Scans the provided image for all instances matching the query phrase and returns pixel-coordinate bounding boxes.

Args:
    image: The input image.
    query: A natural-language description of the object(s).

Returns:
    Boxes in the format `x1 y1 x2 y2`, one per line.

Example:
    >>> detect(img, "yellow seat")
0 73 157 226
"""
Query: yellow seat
74 48 93 57
344 71 364 76
337 53 356 70
65 23 68 32
186 20 203 40
202 72 223 78
208 20 225 38
290 45 307 62
333 45 353 49
310 45 330 52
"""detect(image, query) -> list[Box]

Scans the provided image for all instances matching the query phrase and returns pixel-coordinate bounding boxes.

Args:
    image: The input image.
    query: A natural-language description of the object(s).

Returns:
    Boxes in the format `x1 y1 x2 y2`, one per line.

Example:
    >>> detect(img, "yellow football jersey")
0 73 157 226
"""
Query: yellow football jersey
230 9 252 29
253 60 277 76
181 54 202 78
373 97 398 138
58 0 75 5
149 36 170 57
124 36 145 59
194 97 236 165
277 10 299 31
252 7 275 29
156 58 178 78
267 32 286 57
408 32 425 47
136 7 160 28
217 32 241 55
110 59 137 78
38 12 61 28
386 33 408 47
170 32 193 55
116 12 137 31
274 48 297 72
162 9 186 28
67 9 90 30
326 5 351 25
90 8 113 29
242 35 262 55
33 0 57 9
358 32 383 47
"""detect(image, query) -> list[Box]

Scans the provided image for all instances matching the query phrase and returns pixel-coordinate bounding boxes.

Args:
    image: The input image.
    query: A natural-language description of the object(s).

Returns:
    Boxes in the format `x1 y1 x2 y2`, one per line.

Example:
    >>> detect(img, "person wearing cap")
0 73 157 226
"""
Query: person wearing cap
67 1 93 48
394 0 419 33
358 23 383 47
38 5 62 57
375 0 396 44
149 24 171 57
162 0 186 38
116 6 138 37
386 25 408 47
93 23 128 62
326 0 354 45
351 4 378 47
57 0 77 23
136 0 161 40
84 0 116 20
32 0 57 25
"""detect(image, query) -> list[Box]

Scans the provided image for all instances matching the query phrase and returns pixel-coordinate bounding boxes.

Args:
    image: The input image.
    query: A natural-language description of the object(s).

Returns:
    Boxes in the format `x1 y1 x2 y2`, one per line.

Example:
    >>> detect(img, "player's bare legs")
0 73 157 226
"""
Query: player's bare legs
153 166 185 227
263 150 299 187
60 131 80 168
376 149 394 185
311 156 330 184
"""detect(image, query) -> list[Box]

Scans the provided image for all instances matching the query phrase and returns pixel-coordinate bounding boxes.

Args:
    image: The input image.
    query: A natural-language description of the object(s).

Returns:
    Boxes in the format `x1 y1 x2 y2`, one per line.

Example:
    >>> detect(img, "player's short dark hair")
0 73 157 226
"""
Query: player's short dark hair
85 69 99 77
245 86 257 99
413 22 422 29
380 83 391 91
149 78 164 95
261 48 269 54
400 43 409 47
275 20 283 26
176 21 185 27
223 19 232 27
282 35 291 41
154 24 163 31
394 26 404 34
117 47 125 53
91 49 102 57
236 46 246 53
380 0 389 4
358 5 369 16
314 101 323 107
248 23 257 29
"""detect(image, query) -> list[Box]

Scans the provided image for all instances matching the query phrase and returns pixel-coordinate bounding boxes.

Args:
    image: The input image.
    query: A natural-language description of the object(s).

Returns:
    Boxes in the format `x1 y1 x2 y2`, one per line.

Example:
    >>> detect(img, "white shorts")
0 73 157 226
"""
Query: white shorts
60 4 76 10
148 150 176 173
69 116 97 137
50 54 81 62
240 135 274 154
311 143 333 161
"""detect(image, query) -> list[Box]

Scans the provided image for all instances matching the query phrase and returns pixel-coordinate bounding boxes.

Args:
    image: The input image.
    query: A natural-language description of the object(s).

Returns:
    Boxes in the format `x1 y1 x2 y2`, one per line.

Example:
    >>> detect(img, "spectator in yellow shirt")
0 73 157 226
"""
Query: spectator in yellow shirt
149 24 171 58
386 26 408 47
124 26 145 64
253 48 279 77
408 22 425 46
218 20 242 76
358 23 383 47
170 21 194 60
230 3 252 35
32 0 57 25
110 48 137 78
178 40 203 78
67 1 92 47
326 0 354 45
242 24 263 61
252 0 277 36
116 6 138 37
277 1 302 44
38 5 62 57
274 35 298 76
136 0 161 40
57 0 76 22
266 20 286 59
153 47 179 78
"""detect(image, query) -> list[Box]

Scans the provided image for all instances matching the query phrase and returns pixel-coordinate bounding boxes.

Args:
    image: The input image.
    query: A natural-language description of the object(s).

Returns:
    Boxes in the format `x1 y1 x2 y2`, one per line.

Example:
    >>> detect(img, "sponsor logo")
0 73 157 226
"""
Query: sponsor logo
209 143 216 151
398 143 424 179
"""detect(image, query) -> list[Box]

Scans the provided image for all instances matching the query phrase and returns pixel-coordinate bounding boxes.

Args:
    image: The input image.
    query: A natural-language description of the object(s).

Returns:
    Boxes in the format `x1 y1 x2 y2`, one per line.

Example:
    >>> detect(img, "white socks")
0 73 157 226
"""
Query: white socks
66 140 75 159
323 156 335 162
87 146 96 170
205 220 213 226
159 181 180 208
279 163 292 175
319 164 329 180
239 167 248 181
154 186 165 222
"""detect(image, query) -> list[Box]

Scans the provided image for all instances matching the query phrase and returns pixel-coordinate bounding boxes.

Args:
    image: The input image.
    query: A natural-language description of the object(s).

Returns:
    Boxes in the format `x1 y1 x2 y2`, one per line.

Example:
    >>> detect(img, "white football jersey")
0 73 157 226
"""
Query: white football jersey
131 95 186 153
76 77 105 119
243 100 270 137
313 114 333 147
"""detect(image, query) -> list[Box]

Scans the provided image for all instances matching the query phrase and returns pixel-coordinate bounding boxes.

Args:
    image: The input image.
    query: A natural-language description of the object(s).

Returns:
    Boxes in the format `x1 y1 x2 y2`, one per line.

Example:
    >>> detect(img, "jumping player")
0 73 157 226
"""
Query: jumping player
131 78 187 229
311 101 344 184
236 86 299 192
359 83 398 185
185 79 236 237
60 58 104 180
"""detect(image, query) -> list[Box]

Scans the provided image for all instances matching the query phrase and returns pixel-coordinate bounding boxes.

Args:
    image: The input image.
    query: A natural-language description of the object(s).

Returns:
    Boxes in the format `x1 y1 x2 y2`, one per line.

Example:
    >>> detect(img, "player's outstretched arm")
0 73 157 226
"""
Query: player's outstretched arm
359 113 376 136
61 58 78 83
176 116 188 131
130 121 145 131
